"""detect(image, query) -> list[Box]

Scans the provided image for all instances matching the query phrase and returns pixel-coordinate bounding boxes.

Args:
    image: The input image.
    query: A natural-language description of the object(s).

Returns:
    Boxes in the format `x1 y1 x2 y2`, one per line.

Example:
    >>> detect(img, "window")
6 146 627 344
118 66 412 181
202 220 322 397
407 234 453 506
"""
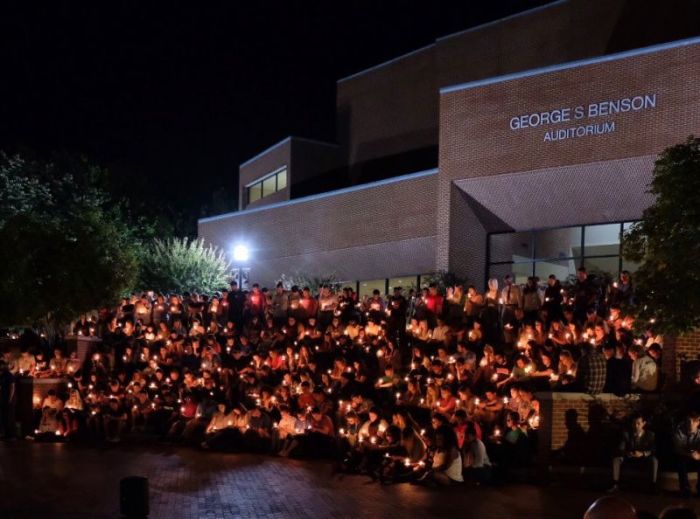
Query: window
535 227 582 260
359 279 386 298
487 221 637 285
388 276 419 292
262 176 276 197
248 183 262 203
489 232 532 263
246 166 288 205
277 168 287 189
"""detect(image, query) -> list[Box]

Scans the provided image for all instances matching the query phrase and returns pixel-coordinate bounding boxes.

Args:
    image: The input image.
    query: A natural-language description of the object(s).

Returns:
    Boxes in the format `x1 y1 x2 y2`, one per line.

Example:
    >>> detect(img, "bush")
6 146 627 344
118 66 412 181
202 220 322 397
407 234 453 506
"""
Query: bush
138 237 231 294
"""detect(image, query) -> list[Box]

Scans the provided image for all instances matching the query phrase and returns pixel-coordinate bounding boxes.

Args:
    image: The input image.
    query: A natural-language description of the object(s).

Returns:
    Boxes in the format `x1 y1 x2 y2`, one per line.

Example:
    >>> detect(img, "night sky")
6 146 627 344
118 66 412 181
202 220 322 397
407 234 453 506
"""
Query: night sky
0 1 552 232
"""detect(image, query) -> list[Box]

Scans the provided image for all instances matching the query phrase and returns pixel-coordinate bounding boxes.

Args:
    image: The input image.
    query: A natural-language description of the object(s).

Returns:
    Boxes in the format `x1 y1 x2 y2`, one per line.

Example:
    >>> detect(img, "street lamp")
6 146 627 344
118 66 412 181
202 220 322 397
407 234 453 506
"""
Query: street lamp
232 244 250 263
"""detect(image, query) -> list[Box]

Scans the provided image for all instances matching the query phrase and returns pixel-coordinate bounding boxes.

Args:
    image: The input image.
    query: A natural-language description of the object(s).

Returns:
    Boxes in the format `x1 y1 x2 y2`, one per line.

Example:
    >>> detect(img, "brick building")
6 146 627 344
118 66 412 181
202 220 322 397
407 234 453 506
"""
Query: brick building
198 0 700 298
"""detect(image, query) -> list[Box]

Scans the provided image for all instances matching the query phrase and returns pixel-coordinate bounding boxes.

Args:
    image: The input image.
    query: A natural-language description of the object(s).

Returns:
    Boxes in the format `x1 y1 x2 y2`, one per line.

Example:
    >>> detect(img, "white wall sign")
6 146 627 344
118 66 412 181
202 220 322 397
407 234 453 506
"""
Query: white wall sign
508 93 657 142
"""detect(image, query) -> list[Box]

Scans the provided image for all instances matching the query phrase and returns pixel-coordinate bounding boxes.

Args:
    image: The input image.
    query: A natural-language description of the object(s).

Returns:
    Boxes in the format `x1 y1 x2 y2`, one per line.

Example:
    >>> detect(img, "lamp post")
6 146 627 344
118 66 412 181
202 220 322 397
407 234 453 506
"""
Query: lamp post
231 244 251 289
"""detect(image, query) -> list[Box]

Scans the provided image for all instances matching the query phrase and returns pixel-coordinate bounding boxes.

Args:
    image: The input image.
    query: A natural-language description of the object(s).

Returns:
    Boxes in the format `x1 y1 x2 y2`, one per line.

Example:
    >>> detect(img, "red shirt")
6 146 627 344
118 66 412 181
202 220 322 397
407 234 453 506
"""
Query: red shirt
425 294 444 314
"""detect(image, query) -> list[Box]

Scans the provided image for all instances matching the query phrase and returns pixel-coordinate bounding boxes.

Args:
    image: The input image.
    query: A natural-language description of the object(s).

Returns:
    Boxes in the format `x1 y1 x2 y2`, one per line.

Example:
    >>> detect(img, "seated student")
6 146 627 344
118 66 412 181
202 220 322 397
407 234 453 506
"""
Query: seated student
435 386 457 416
273 404 296 453
418 425 463 486
630 344 658 392
103 397 128 442
607 413 657 493
353 422 402 479
63 389 84 438
674 411 700 497
376 425 411 482
279 409 308 457
201 403 242 451
500 411 531 469
282 407 334 458
242 405 272 453
359 407 389 443
474 387 504 425
36 406 65 440
463 423 492 485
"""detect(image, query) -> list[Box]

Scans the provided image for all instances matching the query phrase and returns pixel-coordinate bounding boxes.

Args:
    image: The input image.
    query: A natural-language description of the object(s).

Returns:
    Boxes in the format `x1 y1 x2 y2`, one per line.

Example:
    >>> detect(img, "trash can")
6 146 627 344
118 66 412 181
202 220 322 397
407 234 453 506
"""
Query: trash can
120 476 149 518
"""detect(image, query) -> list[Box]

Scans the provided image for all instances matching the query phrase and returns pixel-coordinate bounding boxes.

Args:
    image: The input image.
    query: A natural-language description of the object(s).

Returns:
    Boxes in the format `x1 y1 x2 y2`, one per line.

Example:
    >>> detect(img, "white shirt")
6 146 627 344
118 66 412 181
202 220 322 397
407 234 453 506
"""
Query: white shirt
464 439 491 468
433 449 464 482
632 355 658 391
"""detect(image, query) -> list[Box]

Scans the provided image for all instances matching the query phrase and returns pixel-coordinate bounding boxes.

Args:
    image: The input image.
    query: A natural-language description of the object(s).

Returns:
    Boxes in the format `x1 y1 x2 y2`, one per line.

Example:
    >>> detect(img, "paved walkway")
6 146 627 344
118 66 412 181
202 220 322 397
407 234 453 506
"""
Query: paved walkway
0 442 696 519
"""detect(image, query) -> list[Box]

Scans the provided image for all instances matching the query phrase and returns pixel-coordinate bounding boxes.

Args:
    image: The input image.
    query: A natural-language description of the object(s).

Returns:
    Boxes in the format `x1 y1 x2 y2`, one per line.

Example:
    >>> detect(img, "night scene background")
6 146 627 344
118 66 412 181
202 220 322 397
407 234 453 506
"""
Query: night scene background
0 1 554 234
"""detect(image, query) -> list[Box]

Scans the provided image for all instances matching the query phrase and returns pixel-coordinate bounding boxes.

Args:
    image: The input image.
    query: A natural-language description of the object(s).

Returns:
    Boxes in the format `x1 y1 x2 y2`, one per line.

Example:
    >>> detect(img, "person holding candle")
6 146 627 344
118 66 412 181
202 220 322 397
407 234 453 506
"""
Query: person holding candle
609 270 635 307
416 424 463 486
463 285 484 329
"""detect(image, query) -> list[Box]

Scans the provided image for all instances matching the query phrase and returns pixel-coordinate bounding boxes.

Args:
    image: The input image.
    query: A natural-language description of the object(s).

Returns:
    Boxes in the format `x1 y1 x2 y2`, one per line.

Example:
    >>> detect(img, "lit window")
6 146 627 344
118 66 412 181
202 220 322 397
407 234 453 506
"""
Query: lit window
248 183 262 203
262 176 276 197
487 222 637 285
246 166 288 205
388 277 418 292
277 168 287 189
359 279 386 298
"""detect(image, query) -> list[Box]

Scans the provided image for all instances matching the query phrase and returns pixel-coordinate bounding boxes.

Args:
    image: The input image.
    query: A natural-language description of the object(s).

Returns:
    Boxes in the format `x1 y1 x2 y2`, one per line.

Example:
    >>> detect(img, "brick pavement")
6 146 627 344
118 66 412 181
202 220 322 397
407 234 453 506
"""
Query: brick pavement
0 442 696 519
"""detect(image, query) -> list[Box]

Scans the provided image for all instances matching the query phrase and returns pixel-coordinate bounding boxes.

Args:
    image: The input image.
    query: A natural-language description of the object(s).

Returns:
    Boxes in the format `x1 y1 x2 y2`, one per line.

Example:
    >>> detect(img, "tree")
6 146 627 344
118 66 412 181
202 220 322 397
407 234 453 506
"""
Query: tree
0 153 139 326
622 136 700 335
137 237 231 294
422 270 468 294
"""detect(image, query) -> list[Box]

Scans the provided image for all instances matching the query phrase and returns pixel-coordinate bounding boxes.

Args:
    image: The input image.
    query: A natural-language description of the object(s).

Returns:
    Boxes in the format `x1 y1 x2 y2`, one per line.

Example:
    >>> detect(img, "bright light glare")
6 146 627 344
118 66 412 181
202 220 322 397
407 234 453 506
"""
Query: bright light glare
232 245 250 262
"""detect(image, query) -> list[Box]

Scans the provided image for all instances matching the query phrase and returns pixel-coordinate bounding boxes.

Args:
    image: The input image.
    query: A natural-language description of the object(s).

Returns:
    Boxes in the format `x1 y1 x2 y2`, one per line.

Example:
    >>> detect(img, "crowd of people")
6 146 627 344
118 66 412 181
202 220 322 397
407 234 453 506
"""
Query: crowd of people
0 267 680 491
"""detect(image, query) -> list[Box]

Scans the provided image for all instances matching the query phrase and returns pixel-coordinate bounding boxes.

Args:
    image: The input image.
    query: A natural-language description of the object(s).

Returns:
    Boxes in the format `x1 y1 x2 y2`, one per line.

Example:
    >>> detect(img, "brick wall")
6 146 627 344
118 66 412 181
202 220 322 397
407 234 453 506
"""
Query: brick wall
335 0 698 178
669 330 700 381
437 41 700 272
199 170 438 287
536 392 666 465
